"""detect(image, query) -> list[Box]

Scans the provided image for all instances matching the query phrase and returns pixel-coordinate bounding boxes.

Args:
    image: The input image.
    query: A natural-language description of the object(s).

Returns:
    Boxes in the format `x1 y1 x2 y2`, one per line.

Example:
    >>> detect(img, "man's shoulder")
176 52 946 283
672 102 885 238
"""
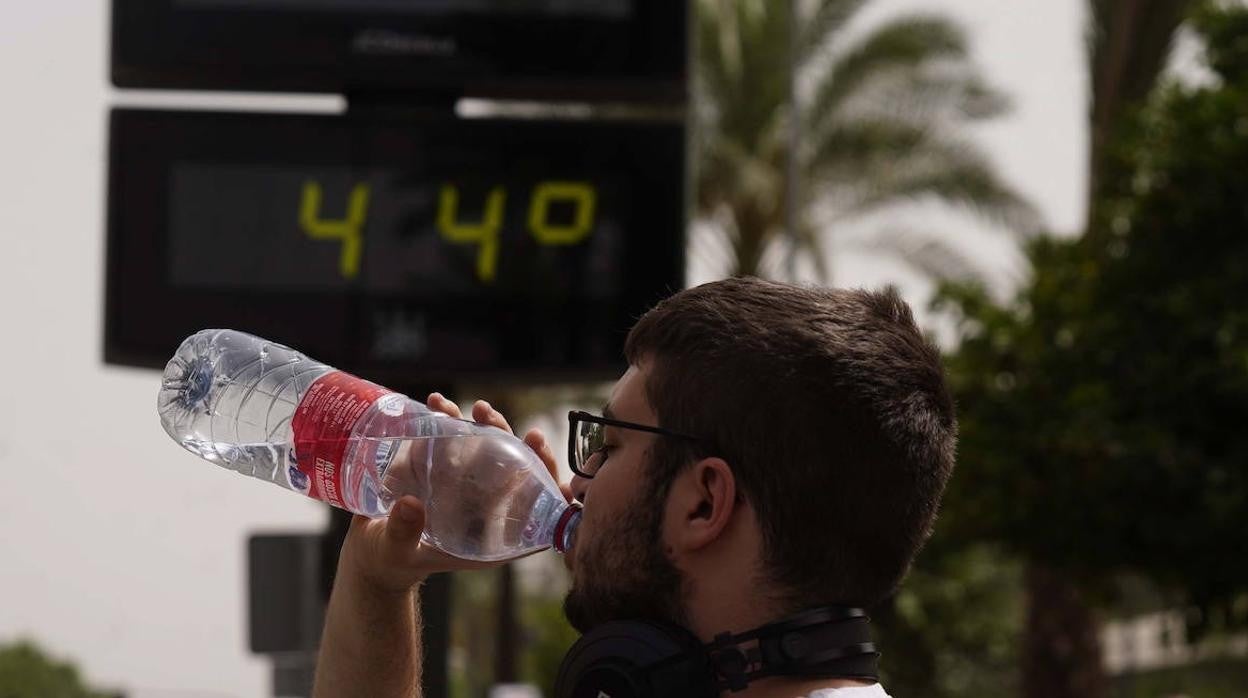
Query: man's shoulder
802 684 893 698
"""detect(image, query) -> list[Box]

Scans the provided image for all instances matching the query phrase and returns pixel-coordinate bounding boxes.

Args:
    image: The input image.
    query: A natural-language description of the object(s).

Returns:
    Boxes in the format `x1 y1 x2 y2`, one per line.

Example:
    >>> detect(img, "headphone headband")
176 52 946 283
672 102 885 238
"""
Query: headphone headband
555 606 880 698
708 607 878 692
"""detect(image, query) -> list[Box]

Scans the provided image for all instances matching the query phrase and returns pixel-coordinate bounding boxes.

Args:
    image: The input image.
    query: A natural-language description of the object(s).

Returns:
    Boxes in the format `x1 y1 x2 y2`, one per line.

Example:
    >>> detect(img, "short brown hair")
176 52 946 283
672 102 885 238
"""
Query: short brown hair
624 277 956 609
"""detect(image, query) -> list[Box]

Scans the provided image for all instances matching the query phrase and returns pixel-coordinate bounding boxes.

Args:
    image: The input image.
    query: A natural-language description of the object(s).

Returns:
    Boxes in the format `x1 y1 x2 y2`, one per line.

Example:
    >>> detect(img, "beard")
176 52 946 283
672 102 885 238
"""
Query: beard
562 467 688 634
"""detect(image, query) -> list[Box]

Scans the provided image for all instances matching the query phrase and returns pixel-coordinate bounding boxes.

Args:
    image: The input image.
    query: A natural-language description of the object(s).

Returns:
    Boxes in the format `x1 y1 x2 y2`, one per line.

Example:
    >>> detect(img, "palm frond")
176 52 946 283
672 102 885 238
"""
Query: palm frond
697 136 785 218
799 0 871 61
871 68 1010 123
731 1 793 149
695 137 752 215
837 140 1043 238
806 119 933 178
848 227 988 283
697 0 794 152
806 14 970 130
695 0 741 119
691 0 1032 285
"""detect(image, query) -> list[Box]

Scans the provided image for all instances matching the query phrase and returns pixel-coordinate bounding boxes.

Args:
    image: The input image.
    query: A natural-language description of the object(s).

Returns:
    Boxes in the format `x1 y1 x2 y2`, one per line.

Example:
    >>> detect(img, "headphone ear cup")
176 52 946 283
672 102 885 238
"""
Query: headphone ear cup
554 621 716 698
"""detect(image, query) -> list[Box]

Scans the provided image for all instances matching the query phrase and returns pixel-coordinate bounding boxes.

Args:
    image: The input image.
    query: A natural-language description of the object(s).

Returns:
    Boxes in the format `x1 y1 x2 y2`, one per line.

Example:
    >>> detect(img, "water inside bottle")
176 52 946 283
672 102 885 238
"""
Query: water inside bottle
348 434 569 561
175 438 308 493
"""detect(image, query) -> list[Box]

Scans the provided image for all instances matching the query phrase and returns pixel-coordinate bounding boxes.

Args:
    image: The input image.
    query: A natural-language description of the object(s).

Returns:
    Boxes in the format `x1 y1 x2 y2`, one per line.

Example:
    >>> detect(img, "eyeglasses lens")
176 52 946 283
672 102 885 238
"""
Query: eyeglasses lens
577 419 606 477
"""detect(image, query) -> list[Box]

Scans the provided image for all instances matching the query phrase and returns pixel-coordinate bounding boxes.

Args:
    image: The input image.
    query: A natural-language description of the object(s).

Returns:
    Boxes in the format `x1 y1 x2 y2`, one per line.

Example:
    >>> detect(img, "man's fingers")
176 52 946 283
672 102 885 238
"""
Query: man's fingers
472 400 514 434
427 393 463 419
385 496 426 546
524 428 571 503
524 428 559 476
385 496 500 578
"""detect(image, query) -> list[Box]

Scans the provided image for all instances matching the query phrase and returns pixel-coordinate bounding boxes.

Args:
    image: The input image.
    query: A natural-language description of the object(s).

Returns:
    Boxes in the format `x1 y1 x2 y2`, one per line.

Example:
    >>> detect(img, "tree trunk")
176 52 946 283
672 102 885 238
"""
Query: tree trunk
1085 0 1193 237
1022 562 1108 698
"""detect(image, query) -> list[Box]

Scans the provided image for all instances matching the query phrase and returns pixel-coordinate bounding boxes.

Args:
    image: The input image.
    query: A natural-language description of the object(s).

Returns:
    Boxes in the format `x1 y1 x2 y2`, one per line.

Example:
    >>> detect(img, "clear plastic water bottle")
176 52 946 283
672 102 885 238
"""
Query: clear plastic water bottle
158 329 580 562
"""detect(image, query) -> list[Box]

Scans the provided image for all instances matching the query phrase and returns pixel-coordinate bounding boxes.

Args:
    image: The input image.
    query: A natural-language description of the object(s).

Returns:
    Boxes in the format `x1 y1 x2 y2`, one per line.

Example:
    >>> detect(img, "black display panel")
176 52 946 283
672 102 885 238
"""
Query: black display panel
105 108 685 383
110 0 688 100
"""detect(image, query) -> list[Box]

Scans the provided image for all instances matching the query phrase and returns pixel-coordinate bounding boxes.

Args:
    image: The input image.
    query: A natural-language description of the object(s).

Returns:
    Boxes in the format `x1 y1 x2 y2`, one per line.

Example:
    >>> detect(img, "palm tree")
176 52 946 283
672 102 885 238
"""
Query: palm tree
694 0 1039 283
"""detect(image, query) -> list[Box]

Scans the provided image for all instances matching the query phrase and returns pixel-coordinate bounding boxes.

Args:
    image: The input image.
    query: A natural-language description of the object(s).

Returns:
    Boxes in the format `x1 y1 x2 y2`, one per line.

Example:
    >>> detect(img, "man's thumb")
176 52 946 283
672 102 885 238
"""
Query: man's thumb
386 495 426 543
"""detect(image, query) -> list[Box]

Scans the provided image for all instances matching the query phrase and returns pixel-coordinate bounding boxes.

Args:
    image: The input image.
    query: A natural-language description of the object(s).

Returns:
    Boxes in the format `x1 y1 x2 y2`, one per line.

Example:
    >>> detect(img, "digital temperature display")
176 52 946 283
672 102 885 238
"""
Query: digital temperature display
168 165 628 297
105 108 685 383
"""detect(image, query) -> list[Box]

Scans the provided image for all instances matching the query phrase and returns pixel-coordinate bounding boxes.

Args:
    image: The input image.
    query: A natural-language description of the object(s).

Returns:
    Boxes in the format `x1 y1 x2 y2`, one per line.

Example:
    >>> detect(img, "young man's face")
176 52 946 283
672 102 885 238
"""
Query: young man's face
562 360 688 633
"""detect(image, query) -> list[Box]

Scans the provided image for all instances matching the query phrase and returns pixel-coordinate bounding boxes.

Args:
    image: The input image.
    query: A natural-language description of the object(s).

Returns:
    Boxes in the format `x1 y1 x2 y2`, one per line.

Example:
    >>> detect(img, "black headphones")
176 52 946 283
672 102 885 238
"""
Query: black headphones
554 606 879 698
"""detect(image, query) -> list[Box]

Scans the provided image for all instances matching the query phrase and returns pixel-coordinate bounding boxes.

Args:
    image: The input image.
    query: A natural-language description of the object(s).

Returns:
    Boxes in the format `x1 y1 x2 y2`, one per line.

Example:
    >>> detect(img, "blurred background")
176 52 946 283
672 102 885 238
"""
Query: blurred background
1 0 1245 697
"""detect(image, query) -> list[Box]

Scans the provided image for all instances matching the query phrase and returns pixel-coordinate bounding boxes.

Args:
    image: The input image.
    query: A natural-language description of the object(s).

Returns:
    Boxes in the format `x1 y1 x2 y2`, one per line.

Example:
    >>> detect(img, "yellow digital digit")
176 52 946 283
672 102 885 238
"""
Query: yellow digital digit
437 184 506 283
299 181 371 280
529 181 597 245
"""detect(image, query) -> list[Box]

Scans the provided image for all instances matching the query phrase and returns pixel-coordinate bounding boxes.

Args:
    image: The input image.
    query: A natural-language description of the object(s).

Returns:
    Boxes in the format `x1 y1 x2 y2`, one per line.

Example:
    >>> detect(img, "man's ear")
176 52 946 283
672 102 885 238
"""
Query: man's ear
666 457 738 552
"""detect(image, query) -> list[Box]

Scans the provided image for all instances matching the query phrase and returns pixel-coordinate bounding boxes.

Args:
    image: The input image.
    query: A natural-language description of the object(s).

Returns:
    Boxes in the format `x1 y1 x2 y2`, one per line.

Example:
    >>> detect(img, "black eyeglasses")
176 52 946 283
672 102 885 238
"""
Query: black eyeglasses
567 410 703 479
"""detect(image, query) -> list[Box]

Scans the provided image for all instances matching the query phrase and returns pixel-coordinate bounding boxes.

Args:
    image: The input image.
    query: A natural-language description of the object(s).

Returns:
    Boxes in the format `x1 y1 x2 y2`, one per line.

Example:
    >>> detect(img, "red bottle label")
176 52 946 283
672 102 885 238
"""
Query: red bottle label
290 371 394 509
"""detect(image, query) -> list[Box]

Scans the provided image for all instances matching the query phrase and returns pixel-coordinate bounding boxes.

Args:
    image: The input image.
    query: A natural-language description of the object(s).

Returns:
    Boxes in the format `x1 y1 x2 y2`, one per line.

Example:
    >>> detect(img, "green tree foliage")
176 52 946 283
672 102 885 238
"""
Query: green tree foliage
518 590 579 692
937 0 1248 642
448 567 504 698
694 0 1038 280
0 640 114 698
875 543 1024 697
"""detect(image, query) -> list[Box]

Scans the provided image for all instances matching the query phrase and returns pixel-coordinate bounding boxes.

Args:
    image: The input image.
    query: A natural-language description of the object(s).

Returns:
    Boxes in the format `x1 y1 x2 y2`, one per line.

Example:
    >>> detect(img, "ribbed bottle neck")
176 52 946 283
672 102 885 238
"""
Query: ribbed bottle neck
552 503 582 555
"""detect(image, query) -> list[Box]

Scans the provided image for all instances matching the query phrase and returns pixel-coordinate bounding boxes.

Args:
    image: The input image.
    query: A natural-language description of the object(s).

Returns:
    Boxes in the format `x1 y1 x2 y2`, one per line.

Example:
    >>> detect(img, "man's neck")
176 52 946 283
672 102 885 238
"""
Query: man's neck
680 583 875 697
681 569 882 696
672 501 877 697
